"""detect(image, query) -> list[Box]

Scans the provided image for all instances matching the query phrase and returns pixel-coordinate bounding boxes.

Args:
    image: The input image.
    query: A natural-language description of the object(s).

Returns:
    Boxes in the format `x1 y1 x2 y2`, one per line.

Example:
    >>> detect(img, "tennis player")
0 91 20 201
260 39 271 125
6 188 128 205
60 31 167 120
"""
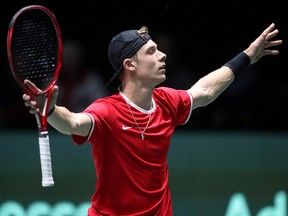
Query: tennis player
23 23 282 215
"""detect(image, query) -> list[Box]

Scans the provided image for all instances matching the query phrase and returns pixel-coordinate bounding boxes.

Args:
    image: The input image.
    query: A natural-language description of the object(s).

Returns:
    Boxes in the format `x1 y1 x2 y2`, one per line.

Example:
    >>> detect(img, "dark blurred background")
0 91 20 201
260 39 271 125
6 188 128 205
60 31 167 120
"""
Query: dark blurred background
0 0 287 132
0 2 288 215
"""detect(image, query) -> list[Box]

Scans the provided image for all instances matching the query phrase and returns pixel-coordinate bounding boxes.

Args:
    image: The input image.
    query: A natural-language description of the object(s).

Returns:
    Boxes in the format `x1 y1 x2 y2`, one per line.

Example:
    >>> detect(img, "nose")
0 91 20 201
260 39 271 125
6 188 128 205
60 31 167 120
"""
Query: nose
158 50 166 62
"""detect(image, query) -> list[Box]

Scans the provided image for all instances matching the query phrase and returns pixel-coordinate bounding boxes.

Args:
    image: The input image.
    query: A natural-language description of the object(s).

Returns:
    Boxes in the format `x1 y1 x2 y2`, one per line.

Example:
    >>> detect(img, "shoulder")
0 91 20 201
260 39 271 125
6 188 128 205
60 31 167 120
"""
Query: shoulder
84 93 122 115
154 86 175 97
154 87 190 101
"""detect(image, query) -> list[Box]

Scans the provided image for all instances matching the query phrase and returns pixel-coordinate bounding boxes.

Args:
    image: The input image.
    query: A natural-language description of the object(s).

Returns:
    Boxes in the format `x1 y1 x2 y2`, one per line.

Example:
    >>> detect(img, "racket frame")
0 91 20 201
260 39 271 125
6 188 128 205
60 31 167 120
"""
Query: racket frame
7 5 62 100
7 5 63 187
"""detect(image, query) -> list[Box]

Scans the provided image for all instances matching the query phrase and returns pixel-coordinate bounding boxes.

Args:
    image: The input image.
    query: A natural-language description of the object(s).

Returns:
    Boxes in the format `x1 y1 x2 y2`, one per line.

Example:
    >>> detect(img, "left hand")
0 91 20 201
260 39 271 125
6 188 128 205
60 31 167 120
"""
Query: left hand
244 23 283 65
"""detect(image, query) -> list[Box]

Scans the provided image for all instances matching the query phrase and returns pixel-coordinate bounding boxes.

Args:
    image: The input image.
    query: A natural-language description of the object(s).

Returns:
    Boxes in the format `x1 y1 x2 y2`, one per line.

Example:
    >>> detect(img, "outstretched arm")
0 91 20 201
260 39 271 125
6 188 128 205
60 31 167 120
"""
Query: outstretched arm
188 23 282 110
23 81 91 137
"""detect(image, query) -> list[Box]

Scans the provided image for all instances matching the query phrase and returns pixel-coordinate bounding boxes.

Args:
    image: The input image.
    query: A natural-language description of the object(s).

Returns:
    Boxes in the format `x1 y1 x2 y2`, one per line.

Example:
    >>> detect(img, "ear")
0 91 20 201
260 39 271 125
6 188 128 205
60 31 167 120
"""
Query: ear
123 59 135 71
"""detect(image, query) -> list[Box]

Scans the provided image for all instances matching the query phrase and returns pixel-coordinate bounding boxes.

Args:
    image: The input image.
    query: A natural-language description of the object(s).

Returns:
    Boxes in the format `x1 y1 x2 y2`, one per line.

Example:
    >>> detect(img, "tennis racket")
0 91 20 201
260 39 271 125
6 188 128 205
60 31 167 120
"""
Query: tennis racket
7 5 62 187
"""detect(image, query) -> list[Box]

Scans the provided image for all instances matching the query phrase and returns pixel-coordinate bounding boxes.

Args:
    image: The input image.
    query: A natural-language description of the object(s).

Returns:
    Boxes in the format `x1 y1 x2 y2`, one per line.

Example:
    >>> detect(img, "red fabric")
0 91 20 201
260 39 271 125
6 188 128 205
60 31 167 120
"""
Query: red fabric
72 87 193 215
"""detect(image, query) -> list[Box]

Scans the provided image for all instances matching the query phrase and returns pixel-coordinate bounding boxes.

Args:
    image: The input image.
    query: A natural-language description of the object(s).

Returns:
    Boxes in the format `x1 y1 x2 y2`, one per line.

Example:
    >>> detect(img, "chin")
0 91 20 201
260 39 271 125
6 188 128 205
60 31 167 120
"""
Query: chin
155 76 166 86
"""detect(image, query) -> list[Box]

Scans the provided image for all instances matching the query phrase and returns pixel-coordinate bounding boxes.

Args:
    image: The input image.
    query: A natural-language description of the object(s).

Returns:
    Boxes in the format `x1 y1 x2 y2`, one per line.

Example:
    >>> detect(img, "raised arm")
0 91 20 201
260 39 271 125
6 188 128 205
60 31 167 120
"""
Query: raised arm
23 82 91 137
188 23 282 110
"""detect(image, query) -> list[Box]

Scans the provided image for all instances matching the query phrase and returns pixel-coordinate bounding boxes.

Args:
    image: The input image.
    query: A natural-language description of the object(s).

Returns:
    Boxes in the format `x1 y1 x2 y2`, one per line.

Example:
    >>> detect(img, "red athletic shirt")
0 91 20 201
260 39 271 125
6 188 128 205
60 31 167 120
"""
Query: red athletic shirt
72 87 193 216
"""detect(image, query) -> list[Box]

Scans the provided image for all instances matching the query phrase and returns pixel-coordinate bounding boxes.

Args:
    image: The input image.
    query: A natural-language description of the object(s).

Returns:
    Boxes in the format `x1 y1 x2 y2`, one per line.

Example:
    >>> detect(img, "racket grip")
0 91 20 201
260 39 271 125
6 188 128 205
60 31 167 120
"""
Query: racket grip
38 131 55 187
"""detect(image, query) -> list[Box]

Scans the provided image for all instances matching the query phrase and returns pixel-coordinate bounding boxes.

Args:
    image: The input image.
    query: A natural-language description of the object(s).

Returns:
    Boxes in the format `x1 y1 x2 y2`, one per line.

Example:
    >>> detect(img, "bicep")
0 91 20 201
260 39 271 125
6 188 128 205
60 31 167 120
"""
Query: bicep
187 67 235 109
187 86 207 110
73 113 93 137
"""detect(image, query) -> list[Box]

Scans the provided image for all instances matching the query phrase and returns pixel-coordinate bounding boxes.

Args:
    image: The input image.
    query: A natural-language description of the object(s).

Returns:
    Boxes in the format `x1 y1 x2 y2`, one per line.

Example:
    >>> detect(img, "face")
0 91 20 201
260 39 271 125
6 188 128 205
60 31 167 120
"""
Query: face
132 39 167 87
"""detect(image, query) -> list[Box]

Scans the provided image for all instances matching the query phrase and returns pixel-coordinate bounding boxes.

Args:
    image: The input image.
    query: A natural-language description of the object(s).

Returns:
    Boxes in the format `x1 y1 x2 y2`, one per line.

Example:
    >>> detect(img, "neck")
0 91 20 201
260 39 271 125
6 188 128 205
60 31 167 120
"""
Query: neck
119 84 153 110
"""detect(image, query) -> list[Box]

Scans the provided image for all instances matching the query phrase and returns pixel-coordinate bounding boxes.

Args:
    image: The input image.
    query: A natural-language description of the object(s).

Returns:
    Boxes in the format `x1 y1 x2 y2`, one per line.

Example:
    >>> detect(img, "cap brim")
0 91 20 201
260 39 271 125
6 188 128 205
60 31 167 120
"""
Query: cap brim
106 68 122 87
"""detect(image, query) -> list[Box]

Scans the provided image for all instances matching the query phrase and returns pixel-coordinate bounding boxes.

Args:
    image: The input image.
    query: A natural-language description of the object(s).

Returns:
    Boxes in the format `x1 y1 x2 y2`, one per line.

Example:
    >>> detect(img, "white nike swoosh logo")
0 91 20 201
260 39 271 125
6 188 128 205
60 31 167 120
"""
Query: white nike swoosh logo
122 125 133 130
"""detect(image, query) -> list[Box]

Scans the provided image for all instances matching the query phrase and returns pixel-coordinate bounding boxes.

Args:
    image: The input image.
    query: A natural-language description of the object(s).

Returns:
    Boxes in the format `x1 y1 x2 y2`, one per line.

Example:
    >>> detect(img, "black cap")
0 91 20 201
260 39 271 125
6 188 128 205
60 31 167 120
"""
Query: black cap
107 29 151 86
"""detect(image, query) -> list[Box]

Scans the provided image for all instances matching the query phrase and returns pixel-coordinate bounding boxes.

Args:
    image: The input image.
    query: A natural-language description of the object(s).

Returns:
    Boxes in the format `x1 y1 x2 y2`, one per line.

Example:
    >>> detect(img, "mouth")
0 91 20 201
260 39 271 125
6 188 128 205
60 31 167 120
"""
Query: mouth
159 64 166 73
159 64 166 69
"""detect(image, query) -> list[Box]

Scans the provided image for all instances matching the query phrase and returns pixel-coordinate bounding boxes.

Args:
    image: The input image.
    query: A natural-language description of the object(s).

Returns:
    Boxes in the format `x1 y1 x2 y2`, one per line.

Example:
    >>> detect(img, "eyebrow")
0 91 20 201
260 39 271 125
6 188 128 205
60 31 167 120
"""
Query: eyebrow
143 41 156 52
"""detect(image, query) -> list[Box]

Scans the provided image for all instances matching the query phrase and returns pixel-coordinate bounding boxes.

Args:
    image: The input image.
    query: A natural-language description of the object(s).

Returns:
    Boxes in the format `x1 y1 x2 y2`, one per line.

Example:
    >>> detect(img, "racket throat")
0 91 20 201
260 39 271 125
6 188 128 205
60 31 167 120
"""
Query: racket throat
35 114 48 132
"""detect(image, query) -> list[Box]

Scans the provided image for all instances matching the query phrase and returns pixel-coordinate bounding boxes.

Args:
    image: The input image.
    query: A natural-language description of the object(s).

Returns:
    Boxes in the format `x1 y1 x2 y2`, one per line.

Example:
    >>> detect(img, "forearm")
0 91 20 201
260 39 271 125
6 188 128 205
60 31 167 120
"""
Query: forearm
47 105 82 135
189 66 235 108
189 51 251 109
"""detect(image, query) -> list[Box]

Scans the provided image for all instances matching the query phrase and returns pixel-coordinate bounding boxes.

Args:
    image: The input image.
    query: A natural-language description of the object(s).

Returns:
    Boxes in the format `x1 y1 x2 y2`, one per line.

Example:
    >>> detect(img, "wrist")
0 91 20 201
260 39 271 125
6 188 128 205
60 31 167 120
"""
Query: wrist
224 52 250 77
48 105 55 117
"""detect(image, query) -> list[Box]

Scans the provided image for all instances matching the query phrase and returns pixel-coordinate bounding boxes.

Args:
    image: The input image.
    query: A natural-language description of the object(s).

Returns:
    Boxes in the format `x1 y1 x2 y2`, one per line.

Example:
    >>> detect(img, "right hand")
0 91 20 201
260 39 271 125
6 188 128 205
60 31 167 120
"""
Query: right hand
22 79 59 115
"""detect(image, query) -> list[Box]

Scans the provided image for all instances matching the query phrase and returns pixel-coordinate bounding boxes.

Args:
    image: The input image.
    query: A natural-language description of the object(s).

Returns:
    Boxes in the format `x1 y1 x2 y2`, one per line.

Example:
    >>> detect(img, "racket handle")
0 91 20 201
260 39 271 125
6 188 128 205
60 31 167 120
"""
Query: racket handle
38 131 54 187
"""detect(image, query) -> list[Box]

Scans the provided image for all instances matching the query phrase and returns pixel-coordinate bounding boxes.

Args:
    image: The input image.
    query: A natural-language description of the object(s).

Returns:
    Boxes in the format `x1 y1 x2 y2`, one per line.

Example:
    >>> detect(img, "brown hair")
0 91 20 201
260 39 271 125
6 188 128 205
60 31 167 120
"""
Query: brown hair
138 26 149 36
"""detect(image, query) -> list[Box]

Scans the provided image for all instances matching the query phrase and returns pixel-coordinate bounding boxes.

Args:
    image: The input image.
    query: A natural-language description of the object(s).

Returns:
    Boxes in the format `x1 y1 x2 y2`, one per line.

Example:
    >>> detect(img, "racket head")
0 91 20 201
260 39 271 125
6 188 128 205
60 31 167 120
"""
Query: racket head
7 5 62 96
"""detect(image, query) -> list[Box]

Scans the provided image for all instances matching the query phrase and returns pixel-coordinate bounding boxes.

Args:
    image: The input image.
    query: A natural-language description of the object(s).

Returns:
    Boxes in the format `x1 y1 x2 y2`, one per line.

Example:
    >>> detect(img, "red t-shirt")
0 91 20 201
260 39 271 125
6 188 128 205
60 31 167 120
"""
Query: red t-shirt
72 87 193 216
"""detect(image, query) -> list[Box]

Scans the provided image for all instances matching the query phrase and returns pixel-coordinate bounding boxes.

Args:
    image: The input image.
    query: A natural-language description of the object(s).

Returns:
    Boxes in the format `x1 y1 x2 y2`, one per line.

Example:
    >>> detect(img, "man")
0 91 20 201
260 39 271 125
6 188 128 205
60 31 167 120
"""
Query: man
23 23 282 215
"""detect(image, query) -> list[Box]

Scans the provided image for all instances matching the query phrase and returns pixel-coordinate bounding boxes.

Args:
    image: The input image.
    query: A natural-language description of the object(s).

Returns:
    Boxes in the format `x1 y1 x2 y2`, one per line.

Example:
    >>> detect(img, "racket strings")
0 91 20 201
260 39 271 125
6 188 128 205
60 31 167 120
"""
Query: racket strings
11 10 59 91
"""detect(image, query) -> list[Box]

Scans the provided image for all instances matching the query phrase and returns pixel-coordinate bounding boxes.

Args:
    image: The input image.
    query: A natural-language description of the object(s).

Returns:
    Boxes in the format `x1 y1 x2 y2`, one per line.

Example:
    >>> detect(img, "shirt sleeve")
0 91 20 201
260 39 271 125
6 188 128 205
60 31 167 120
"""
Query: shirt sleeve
155 87 193 126
72 113 95 145
72 100 111 145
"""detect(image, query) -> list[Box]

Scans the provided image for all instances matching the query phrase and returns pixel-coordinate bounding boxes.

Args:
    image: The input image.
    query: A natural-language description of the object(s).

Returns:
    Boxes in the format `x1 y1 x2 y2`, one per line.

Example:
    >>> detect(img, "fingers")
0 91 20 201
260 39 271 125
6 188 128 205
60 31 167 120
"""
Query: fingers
265 23 282 44
261 23 282 54
245 23 282 64
263 49 280 56
263 23 283 54
51 85 59 94
22 84 59 116
49 85 59 106
22 93 31 106
24 79 42 94
23 93 39 114
266 29 281 42
262 23 276 36
266 40 283 48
